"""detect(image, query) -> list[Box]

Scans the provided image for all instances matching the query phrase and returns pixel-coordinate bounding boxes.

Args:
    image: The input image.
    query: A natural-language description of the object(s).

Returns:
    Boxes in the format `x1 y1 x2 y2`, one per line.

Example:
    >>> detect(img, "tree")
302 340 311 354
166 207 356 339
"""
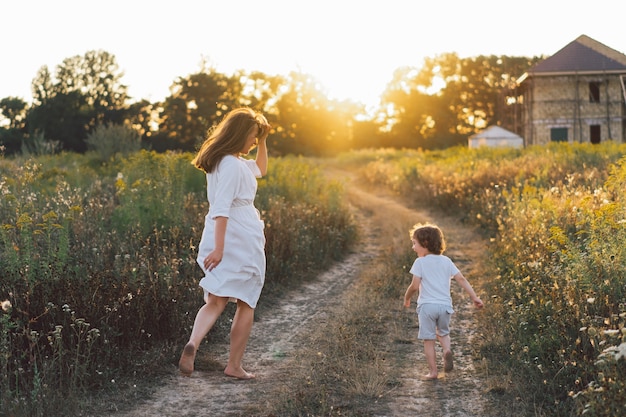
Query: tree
26 50 130 152
381 54 539 149
154 67 242 151
125 99 158 144
379 66 433 148
0 97 28 155
0 97 28 130
27 90 91 152
272 71 355 156
54 50 128 126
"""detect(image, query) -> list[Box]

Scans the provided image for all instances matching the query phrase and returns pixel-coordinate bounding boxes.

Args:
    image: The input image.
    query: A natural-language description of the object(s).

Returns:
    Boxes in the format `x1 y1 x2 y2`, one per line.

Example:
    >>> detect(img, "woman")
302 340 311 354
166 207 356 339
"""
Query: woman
179 107 270 380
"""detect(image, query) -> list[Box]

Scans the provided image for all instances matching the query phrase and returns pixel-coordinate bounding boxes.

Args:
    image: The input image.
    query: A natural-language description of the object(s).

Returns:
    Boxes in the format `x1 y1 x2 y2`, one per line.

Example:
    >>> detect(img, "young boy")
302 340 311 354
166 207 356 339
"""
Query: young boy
403 223 483 380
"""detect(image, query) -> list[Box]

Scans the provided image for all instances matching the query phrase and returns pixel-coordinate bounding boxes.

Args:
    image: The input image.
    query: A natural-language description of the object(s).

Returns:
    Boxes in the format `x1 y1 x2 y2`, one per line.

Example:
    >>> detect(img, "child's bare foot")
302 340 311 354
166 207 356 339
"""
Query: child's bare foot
422 373 438 381
179 342 196 377
443 350 454 372
224 366 255 380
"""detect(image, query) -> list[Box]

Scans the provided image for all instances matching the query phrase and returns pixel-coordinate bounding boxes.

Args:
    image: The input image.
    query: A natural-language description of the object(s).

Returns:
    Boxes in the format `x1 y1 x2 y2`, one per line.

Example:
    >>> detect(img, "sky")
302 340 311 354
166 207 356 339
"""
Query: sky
2 0 625 110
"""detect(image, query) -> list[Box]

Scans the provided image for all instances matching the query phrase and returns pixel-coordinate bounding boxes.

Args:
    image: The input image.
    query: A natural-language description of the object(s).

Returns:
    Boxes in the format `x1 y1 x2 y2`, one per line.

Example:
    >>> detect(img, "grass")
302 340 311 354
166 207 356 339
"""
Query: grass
3 143 626 416
339 143 626 416
0 151 357 416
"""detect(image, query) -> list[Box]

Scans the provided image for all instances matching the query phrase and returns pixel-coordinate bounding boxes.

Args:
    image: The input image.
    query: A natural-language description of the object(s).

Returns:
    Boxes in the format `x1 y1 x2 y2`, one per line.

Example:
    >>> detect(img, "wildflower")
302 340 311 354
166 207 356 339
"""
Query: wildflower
1 300 11 312
597 342 626 362
587 297 595 304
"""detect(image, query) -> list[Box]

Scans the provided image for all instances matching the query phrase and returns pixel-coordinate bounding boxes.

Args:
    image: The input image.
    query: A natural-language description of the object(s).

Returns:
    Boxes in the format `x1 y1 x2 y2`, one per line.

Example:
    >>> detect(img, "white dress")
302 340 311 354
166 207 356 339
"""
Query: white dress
196 155 266 308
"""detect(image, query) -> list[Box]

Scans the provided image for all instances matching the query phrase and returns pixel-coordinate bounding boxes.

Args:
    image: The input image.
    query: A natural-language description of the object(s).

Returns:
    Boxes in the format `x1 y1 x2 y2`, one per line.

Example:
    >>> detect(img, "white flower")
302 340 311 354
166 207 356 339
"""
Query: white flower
1 300 11 312
598 342 626 362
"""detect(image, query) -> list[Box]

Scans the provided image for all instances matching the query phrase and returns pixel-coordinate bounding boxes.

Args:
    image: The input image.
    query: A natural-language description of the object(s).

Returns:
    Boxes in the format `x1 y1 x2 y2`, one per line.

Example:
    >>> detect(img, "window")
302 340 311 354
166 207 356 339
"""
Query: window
589 82 601 103
590 125 601 144
550 127 568 142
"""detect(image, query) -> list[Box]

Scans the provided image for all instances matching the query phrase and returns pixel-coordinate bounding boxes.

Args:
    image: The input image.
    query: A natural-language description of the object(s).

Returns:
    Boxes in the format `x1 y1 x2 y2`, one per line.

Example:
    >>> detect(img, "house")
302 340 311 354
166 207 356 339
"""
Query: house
468 125 523 148
515 35 626 145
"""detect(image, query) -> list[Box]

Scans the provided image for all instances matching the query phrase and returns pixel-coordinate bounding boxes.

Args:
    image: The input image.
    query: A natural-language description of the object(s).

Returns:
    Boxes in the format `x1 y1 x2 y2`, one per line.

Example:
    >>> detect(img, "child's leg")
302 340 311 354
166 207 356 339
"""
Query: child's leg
436 309 454 372
437 333 451 354
437 334 454 371
423 339 438 379
224 299 255 379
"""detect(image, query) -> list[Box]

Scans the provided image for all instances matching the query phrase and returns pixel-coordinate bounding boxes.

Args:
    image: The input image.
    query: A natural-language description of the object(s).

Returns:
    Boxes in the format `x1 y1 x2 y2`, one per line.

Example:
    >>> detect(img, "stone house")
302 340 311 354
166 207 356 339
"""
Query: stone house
515 35 626 145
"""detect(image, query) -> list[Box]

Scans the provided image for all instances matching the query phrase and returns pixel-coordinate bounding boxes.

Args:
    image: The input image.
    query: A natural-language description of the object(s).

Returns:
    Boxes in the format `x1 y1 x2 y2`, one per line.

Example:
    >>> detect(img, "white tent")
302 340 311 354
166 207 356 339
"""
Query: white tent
468 126 524 149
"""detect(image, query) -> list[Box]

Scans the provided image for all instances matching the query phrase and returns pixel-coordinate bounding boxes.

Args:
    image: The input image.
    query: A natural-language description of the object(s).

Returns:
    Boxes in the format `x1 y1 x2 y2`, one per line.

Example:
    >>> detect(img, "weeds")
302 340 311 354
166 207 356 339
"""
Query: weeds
345 143 626 416
0 150 357 416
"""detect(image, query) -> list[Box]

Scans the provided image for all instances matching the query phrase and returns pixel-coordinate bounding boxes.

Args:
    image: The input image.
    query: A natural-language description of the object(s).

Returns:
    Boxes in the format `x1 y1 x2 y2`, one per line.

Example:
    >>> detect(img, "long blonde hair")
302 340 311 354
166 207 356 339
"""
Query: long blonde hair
192 108 268 173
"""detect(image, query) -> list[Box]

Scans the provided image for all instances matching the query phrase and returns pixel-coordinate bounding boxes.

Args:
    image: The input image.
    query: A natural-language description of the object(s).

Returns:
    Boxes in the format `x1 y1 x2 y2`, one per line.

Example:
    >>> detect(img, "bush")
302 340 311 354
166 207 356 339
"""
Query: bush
345 144 626 416
0 151 357 416
86 123 142 162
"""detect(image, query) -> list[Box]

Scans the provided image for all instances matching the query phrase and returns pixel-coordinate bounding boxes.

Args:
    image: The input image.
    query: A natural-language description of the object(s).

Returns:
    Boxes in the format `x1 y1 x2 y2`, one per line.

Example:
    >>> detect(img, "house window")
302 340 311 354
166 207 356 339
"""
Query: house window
590 125 601 144
589 82 601 103
550 127 568 142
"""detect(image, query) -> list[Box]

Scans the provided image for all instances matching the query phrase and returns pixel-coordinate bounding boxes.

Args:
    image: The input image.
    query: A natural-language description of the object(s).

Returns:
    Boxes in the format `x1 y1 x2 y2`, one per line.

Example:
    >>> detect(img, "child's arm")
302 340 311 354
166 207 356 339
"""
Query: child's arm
452 272 484 308
403 276 421 307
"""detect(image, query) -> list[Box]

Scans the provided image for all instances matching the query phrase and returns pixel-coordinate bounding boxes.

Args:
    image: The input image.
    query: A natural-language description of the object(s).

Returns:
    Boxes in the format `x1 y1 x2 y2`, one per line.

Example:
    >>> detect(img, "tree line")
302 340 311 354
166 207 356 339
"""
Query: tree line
0 50 542 157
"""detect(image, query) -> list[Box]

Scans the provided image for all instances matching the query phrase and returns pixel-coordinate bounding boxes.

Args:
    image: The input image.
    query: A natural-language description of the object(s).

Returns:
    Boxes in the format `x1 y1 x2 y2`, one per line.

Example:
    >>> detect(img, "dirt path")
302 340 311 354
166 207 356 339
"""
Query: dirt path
108 167 493 417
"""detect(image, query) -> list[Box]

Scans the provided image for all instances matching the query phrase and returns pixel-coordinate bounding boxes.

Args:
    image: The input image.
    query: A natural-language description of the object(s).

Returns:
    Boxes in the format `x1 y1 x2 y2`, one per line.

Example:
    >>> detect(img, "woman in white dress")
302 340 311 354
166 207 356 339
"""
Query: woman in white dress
179 108 270 380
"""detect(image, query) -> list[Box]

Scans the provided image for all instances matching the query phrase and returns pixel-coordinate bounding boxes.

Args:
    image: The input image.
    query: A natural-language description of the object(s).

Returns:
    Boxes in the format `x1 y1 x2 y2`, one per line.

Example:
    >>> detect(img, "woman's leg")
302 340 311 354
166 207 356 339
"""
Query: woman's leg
224 299 255 379
179 294 229 376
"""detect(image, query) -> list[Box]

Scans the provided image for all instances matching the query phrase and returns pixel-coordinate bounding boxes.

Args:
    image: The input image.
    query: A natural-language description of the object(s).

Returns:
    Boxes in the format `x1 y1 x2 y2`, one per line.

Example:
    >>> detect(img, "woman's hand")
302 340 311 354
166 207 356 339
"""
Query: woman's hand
204 248 223 271
258 122 271 141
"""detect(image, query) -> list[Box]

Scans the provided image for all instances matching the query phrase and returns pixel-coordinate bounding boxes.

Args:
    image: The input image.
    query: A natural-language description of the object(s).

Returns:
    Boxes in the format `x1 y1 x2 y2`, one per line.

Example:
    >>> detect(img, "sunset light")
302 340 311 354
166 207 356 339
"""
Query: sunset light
1 0 624 110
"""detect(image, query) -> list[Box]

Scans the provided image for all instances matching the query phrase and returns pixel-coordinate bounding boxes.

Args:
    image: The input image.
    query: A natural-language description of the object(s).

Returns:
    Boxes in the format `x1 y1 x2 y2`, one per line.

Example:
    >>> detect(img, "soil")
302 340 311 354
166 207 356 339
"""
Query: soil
106 167 501 417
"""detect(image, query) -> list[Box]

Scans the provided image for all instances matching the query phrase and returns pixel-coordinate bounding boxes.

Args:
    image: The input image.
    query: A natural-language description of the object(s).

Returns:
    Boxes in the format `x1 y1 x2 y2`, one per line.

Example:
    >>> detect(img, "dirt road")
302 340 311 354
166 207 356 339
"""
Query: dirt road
108 168 494 417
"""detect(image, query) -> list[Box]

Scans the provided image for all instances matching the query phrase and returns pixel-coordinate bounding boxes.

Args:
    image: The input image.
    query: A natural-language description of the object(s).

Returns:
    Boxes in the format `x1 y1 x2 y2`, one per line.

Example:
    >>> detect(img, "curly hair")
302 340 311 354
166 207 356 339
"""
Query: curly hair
410 223 446 254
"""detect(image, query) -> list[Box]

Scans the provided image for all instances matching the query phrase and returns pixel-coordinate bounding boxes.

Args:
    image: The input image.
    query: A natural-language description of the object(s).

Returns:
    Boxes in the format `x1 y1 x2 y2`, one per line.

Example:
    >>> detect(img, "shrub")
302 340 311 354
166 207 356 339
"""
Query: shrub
346 144 626 416
86 123 142 162
0 151 357 416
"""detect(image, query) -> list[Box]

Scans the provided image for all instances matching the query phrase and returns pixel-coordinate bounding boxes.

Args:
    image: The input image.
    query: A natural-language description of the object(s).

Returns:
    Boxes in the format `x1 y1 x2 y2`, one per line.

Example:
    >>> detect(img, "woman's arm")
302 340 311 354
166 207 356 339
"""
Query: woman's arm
255 125 270 176
204 216 228 271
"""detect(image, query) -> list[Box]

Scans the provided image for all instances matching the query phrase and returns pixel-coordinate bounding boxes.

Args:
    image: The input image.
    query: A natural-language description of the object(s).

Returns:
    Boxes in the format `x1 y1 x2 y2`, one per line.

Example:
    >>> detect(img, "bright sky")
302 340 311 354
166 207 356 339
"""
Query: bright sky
2 0 625 110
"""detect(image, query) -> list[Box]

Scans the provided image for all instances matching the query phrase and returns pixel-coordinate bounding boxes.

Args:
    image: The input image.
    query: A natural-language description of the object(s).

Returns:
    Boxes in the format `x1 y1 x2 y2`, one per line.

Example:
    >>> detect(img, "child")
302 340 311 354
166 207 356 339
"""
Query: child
403 223 483 380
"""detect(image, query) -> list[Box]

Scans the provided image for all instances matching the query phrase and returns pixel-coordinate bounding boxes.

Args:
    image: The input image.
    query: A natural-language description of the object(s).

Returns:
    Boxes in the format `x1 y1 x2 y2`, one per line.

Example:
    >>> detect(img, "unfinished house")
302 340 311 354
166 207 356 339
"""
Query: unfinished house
515 35 626 145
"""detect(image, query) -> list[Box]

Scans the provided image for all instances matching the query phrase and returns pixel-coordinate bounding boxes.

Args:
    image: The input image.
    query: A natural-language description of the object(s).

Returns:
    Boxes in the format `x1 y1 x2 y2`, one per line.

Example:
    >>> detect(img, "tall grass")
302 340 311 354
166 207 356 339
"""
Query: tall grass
341 143 626 416
0 150 356 416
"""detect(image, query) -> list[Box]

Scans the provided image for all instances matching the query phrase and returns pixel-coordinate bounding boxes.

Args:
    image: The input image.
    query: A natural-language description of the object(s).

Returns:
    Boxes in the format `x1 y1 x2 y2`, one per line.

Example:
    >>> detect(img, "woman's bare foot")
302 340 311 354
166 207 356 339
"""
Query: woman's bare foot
224 366 255 380
179 342 196 377
422 373 438 381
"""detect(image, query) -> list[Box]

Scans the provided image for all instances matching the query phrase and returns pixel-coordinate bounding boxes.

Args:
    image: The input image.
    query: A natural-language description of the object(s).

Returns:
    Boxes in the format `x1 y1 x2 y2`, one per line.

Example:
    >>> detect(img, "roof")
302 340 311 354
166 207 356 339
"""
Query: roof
528 35 626 75
468 126 522 141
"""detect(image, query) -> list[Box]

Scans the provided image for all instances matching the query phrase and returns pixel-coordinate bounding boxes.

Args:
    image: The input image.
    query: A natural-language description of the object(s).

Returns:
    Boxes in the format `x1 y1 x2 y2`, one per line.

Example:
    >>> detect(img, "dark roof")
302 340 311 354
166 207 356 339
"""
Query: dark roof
529 35 626 75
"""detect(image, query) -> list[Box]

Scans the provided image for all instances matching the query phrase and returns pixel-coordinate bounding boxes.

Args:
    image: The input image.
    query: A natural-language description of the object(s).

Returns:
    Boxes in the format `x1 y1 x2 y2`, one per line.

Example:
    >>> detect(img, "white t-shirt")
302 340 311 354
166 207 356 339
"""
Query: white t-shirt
409 254 460 308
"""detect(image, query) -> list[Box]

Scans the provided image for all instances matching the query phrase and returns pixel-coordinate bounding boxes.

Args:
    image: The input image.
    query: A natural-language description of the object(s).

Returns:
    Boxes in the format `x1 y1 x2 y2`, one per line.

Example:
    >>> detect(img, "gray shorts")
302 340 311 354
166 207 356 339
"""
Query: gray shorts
417 303 454 340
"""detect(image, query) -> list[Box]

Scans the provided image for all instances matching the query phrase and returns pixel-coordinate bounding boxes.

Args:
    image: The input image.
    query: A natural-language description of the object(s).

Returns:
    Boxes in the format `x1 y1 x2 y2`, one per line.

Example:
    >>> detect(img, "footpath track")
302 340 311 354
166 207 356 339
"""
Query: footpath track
107 167 499 417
